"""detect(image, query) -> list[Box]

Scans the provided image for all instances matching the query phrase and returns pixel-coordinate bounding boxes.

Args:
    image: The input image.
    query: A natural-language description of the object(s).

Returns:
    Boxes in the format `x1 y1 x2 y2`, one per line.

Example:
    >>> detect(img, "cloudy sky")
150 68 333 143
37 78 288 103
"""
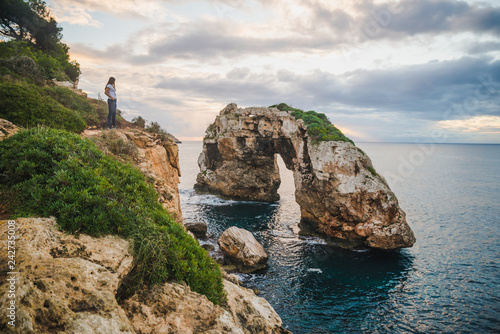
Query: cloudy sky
46 0 500 143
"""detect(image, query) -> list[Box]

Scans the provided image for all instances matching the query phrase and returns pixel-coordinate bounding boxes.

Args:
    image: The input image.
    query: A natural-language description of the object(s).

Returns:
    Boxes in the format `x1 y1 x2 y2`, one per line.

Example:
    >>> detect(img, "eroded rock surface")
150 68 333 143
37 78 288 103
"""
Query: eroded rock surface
195 104 415 250
0 218 134 334
122 280 289 334
218 226 268 273
0 218 290 334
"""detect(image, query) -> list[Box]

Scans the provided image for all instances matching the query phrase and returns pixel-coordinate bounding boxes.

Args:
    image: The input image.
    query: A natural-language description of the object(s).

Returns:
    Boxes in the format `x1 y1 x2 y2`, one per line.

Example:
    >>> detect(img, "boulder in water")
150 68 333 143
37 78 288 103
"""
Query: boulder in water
218 226 268 273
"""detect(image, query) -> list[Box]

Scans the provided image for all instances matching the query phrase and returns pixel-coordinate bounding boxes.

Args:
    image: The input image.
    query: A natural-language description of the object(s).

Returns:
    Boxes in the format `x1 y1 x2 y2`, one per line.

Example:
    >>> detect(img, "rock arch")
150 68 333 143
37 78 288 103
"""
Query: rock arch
195 104 415 250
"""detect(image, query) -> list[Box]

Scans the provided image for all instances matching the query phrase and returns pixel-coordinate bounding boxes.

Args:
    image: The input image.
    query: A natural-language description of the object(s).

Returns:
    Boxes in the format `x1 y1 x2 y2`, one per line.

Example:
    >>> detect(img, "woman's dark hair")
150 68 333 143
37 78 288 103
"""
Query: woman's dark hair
105 77 116 90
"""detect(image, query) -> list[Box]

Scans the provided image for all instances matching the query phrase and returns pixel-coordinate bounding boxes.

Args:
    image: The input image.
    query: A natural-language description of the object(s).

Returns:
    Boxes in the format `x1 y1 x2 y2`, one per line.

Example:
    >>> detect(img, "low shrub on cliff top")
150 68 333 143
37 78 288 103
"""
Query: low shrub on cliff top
270 103 354 144
0 82 86 133
0 78 127 132
0 127 225 304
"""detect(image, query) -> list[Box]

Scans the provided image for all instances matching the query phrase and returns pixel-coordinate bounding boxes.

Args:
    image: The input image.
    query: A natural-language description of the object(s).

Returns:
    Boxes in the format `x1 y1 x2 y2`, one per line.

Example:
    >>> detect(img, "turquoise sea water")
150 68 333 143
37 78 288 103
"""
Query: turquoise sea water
178 142 500 334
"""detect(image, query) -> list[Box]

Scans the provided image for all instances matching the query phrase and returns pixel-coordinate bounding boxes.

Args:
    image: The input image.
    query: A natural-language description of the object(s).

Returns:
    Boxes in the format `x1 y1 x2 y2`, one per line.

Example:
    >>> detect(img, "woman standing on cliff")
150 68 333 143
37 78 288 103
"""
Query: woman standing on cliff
104 77 117 129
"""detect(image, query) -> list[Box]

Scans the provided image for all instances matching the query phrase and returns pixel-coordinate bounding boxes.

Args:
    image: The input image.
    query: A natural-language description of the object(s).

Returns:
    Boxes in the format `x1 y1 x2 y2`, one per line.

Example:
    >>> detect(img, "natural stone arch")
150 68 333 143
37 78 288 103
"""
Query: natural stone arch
195 104 415 250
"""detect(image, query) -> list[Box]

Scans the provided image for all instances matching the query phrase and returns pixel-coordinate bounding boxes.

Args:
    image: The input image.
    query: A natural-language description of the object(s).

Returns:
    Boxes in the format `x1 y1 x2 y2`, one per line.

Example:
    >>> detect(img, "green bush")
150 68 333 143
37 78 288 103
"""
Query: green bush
0 40 80 82
89 130 138 163
0 78 126 131
0 82 86 132
132 116 146 129
42 85 127 129
270 103 354 144
0 127 225 304
0 55 45 84
42 85 102 126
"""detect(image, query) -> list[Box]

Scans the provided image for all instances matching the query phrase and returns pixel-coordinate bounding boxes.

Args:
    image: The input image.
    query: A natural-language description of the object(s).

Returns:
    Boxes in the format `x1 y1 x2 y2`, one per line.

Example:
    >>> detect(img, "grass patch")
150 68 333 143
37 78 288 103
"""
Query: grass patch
368 166 377 177
0 78 127 132
89 131 139 163
0 81 86 132
0 127 225 305
270 103 354 144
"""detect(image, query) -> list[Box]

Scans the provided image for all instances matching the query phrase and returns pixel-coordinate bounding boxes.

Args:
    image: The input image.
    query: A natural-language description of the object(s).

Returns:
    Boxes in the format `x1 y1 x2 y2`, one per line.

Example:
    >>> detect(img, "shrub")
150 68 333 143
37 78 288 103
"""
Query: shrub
0 127 225 304
42 85 100 126
89 130 138 163
132 116 146 129
146 121 171 141
0 77 128 131
0 40 80 82
270 103 354 144
0 82 86 132
0 55 45 84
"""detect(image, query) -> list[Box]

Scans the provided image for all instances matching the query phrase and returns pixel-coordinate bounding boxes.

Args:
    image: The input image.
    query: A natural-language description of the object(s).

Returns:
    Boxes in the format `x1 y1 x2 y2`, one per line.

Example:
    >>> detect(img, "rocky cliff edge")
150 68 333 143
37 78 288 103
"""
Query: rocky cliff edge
82 128 183 222
0 218 290 333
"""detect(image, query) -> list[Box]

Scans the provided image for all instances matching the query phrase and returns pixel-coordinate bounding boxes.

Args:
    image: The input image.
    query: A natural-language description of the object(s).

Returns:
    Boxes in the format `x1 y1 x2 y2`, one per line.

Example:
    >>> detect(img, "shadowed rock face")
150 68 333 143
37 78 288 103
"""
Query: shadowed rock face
195 104 415 250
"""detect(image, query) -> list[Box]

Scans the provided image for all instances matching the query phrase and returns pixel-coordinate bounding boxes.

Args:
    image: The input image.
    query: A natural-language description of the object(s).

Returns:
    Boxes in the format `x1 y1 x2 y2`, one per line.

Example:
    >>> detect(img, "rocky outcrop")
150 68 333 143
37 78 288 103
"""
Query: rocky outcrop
0 218 290 334
195 104 415 250
122 280 289 334
0 218 134 333
218 227 269 273
83 128 182 221
0 119 19 141
0 122 182 222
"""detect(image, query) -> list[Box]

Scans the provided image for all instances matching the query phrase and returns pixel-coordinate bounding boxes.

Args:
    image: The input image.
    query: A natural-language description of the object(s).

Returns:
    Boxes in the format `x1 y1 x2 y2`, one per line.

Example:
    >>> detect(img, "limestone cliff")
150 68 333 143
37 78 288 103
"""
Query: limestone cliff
82 128 183 222
0 218 290 333
195 104 415 250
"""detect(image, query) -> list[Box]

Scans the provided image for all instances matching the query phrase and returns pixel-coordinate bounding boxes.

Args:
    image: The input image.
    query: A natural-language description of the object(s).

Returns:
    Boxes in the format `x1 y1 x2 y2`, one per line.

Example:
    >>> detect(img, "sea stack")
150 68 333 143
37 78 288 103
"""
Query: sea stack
195 103 415 250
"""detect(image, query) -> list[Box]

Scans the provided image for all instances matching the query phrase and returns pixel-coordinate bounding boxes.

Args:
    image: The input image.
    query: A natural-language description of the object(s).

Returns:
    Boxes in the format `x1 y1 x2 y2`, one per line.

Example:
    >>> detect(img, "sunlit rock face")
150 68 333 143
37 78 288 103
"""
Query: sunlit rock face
218 226 269 273
195 104 415 250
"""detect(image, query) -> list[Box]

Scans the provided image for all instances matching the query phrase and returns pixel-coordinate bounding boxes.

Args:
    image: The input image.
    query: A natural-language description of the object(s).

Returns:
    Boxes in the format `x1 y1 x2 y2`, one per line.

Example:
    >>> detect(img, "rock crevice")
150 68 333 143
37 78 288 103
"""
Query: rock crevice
195 104 415 250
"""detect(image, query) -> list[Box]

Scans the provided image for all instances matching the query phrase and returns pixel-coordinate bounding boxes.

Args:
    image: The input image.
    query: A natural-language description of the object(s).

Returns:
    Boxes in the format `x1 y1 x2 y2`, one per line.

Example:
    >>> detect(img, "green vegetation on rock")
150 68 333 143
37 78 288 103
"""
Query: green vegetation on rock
0 127 226 305
0 40 80 83
0 81 86 132
89 130 139 163
270 103 354 144
368 166 377 177
0 79 124 132
0 0 80 82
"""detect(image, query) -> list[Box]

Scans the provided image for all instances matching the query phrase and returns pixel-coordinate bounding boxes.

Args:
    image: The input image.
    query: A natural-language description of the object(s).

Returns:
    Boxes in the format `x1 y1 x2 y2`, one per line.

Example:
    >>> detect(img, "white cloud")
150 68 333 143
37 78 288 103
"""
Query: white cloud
46 0 500 142
48 0 168 26
437 115 500 133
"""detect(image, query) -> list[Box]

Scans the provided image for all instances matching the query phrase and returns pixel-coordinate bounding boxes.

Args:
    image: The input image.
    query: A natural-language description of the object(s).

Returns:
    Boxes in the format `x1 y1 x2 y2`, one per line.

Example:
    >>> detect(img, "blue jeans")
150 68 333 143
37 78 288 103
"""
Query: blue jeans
107 98 117 128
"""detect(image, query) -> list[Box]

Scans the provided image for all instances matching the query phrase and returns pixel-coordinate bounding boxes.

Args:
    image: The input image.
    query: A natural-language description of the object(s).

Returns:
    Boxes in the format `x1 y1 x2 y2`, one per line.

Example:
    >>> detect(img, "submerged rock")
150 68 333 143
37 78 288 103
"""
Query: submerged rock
195 104 415 250
201 243 215 251
218 226 268 273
